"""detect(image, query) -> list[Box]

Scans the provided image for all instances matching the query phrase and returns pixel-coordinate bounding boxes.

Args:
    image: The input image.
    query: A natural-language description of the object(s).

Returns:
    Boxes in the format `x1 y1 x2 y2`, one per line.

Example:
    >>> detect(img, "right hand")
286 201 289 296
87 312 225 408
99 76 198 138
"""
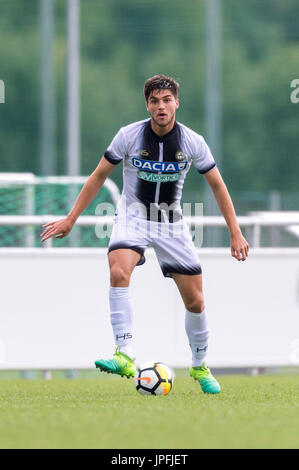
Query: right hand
40 217 74 243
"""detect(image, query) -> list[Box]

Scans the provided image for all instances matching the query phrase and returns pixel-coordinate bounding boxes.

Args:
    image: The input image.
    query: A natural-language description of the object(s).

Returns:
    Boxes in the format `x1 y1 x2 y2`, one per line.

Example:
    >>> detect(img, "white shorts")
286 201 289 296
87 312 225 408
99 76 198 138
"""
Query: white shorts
108 214 202 278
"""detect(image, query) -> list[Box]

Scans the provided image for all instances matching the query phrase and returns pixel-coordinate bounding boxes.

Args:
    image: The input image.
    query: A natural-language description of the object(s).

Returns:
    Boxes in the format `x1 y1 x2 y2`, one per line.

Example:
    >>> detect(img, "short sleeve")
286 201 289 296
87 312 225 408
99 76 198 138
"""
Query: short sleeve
192 136 216 174
104 129 127 165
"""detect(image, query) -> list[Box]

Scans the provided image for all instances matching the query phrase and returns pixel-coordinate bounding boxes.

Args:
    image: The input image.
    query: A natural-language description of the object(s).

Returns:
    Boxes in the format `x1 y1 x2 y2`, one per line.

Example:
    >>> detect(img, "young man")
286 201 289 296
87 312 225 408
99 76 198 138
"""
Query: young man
41 75 249 394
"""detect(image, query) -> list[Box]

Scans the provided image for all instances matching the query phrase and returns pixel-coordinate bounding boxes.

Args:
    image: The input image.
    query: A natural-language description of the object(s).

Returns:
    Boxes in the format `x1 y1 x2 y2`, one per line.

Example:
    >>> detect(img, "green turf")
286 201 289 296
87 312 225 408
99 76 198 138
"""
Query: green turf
0 374 299 449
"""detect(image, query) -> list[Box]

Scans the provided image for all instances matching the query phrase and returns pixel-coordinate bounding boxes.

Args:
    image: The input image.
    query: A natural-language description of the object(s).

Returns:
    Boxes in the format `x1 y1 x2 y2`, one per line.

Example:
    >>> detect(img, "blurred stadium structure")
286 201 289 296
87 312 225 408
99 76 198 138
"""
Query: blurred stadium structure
1 173 299 374
0 0 298 374
0 173 119 248
1 174 299 249
1 0 299 204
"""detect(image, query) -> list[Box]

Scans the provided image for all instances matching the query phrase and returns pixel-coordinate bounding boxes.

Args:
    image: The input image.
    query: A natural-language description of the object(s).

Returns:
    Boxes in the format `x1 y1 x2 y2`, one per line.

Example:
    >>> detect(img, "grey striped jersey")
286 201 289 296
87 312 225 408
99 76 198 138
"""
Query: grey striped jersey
104 118 216 221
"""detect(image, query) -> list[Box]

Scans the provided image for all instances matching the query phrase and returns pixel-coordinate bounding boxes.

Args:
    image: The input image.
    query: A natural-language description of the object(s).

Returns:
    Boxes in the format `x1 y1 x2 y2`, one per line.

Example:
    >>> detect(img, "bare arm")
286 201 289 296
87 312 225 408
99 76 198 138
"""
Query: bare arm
203 167 249 261
40 157 115 242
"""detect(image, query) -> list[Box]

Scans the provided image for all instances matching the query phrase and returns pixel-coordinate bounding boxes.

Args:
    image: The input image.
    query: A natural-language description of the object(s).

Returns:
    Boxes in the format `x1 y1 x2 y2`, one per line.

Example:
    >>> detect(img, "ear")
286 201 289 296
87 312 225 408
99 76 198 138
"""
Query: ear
176 99 179 109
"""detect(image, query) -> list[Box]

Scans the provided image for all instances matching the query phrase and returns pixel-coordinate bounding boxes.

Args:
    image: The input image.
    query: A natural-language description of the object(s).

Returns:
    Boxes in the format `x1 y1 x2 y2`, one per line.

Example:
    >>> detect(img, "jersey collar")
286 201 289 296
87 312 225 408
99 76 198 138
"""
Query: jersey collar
148 119 178 142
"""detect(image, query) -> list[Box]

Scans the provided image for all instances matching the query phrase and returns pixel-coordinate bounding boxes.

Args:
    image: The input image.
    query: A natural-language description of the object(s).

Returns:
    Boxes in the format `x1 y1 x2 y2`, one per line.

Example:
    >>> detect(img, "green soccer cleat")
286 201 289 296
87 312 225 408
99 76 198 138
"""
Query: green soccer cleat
190 363 221 394
95 347 136 378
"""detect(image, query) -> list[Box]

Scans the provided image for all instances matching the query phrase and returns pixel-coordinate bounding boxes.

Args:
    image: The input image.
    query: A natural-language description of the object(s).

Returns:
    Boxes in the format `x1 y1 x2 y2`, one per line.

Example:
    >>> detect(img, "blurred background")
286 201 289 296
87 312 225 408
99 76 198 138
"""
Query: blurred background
0 0 299 248
1 4 299 451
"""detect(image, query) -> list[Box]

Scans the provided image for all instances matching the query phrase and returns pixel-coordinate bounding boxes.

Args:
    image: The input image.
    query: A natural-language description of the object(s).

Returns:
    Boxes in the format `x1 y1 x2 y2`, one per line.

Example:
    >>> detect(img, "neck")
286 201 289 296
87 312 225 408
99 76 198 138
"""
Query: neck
150 117 175 137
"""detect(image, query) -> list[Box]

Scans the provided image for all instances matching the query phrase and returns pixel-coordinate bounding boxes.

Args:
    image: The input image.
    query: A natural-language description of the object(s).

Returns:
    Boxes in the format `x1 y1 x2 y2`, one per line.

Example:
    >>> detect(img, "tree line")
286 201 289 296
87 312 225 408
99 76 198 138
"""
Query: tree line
0 0 298 193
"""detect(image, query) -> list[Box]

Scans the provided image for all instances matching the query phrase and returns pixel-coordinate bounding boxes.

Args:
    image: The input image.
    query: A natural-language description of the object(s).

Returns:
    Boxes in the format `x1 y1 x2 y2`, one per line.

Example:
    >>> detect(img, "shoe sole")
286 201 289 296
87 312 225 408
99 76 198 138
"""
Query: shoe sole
95 363 135 379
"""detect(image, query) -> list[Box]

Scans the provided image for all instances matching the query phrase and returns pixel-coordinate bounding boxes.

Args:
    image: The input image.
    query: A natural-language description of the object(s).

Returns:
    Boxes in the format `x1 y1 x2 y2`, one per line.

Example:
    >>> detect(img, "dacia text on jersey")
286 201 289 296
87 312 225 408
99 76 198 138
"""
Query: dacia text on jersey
132 157 187 173
133 157 187 183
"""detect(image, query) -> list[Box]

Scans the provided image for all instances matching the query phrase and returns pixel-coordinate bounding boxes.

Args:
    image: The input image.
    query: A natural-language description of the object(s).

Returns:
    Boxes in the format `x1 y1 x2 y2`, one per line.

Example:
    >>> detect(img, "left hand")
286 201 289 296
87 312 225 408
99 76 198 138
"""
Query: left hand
40 217 74 243
230 232 249 261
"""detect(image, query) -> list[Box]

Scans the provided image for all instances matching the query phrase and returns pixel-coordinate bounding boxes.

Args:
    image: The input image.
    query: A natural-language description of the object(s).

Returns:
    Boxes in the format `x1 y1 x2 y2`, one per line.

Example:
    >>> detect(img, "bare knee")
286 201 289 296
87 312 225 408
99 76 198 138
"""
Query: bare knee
185 293 205 313
110 265 131 287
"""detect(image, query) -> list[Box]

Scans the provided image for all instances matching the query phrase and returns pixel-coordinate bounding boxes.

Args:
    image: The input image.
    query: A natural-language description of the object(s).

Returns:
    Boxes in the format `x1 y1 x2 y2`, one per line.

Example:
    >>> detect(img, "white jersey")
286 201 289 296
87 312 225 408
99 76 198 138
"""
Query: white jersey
104 118 216 221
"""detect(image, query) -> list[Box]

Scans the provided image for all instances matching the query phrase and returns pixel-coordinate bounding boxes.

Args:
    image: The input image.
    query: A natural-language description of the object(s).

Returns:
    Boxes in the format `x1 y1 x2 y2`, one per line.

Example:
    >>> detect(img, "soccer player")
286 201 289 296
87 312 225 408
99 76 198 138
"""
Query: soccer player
41 75 249 394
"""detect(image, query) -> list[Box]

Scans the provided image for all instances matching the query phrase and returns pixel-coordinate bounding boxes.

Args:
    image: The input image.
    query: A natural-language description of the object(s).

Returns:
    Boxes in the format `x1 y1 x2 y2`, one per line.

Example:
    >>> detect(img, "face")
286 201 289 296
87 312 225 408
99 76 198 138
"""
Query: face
146 89 179 132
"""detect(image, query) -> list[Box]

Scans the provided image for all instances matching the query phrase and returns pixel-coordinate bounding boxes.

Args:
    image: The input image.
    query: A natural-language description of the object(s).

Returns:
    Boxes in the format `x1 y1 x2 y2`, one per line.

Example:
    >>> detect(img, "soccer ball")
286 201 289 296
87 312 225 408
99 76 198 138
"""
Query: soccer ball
134 361 174 395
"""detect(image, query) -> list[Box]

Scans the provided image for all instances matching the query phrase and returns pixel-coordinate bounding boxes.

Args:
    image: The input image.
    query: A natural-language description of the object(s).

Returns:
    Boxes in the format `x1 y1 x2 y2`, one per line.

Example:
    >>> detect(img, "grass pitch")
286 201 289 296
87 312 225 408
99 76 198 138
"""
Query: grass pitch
0 373 299 449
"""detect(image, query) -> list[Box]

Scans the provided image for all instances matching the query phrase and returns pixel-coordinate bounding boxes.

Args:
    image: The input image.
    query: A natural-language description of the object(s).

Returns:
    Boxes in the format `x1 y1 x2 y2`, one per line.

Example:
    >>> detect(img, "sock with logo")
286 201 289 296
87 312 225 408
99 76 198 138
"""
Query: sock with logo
109 286 134 359
185 308 209 367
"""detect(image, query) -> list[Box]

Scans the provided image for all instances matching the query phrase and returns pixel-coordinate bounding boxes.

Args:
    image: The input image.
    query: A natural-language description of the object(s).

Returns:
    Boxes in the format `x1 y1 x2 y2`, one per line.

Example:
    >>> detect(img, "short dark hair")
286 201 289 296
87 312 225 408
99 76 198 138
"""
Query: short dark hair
143 75 179 101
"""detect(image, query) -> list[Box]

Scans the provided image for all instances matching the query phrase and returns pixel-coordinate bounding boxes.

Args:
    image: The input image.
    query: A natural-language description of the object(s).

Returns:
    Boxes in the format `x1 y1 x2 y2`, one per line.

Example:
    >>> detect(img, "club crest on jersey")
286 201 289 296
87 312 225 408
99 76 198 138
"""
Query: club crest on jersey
175 150 187 162
132 157 187 173
140 149 149 157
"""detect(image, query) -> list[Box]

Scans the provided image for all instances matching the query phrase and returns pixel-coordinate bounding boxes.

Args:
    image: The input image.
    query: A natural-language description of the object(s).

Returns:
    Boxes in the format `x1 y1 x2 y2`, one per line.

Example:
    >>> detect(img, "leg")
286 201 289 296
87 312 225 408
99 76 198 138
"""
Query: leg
152 224 209 367
172 272 205 313
95 249 141 377
109 248 142 287
108 248 141 357
152 220 220 392
172 272 220 394
172 273 208 366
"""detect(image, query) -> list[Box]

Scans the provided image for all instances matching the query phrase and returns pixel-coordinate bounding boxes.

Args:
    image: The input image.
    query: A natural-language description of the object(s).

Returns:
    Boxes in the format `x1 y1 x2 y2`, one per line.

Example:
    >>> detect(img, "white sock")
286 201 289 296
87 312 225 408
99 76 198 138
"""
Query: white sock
185 308 209 367
109 286 134 358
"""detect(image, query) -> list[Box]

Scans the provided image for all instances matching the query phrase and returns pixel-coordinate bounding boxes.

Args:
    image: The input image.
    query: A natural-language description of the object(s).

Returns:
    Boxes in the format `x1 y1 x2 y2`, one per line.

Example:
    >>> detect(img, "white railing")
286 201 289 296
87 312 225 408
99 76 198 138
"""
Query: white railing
1 174 298 247
0 173 121 247
0 213 299 247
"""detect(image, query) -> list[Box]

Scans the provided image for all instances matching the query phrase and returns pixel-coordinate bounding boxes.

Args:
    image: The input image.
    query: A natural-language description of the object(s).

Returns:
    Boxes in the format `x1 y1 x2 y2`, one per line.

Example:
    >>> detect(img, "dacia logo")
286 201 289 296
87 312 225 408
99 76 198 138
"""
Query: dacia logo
132 157 187 173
